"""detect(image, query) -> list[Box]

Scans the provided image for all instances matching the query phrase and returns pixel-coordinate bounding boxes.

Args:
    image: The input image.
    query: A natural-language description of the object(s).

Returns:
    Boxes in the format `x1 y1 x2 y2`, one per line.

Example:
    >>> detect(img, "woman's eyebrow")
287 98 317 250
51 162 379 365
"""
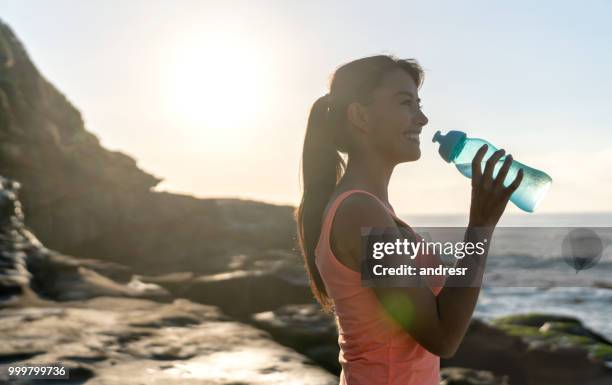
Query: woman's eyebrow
394 91 420 102
393 91 421 101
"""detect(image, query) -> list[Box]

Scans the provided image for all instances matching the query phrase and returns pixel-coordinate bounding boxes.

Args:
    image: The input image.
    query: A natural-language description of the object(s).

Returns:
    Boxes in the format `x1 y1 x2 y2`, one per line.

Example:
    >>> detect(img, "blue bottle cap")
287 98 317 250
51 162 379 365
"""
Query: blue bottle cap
432 130 467 162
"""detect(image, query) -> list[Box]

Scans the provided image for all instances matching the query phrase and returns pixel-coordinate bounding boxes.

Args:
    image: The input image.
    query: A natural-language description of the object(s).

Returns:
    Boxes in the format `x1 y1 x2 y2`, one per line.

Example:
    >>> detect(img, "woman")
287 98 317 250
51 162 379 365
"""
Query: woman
296 55 523 385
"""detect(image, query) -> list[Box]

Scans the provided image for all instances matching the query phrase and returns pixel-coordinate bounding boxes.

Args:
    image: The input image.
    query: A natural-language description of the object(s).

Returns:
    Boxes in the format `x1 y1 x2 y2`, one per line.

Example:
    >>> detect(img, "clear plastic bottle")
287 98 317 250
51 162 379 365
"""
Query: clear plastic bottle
432 130 552 212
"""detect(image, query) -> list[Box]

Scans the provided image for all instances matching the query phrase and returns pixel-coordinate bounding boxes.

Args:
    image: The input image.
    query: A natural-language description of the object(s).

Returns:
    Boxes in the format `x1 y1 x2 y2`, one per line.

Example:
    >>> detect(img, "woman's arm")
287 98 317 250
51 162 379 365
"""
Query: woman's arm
332 145 523 358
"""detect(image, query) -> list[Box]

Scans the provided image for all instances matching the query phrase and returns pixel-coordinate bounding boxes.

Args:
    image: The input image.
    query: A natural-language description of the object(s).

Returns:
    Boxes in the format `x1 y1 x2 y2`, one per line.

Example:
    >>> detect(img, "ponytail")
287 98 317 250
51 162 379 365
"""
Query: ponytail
296 94 345 314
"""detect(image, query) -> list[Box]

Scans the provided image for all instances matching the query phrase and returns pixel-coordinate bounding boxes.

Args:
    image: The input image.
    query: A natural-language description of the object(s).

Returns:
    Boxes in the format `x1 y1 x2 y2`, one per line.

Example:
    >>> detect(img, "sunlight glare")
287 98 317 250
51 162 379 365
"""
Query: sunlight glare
163 32 271 151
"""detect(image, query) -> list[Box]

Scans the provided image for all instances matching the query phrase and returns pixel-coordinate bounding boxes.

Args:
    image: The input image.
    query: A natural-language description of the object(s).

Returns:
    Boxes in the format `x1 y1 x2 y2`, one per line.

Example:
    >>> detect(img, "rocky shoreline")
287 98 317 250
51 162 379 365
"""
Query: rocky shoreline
2 174 611 384
1 296 341 385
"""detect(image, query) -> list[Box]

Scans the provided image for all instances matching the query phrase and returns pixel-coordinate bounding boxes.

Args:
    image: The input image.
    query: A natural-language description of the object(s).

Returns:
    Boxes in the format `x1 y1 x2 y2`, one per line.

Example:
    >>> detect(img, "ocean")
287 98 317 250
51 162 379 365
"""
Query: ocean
399 212 612 340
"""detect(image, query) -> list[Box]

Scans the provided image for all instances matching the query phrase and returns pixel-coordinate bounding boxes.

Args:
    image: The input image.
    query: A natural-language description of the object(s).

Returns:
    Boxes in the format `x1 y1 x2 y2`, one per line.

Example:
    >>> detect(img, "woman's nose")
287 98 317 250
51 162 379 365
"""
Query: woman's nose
417 110 429 126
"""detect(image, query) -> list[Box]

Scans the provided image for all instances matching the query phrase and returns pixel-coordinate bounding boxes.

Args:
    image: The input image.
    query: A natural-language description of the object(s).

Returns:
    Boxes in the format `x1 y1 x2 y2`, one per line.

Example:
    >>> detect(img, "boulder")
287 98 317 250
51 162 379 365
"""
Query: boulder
443 314 612 385
251 303 340 373
137 265 313 318
441 367 509 385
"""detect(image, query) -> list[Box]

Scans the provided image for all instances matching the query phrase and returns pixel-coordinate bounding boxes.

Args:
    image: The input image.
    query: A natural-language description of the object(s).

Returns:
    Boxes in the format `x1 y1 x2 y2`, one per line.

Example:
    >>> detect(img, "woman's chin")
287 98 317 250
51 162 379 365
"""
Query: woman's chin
399 138 421 161
402 148 421 162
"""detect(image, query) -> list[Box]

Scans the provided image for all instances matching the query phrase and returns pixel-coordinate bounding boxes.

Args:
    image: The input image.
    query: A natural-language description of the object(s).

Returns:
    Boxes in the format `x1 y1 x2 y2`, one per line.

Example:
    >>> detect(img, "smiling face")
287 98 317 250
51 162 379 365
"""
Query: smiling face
355 68 429 163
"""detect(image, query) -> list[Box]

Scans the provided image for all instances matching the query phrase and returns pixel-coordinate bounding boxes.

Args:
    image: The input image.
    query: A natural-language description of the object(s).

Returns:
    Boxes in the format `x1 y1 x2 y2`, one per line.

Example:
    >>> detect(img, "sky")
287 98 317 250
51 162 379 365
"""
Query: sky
2 0 612 216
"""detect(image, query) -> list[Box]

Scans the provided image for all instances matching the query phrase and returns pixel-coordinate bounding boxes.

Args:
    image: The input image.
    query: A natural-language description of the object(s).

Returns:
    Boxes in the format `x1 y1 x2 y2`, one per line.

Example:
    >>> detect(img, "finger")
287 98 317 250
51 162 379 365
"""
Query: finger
471 144 488 185
483 149 506 188
493 154 513 190
504 168 524 197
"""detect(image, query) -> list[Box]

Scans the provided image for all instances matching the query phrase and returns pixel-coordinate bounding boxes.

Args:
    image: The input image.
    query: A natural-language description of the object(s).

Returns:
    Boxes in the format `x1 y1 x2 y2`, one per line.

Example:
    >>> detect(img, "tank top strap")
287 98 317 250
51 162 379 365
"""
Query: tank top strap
322 189 410 230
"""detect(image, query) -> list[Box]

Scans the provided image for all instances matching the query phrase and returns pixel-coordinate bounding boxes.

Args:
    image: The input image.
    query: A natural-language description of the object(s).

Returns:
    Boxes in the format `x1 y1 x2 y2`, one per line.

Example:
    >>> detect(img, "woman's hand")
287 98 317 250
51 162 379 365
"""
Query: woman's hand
468 145 524 229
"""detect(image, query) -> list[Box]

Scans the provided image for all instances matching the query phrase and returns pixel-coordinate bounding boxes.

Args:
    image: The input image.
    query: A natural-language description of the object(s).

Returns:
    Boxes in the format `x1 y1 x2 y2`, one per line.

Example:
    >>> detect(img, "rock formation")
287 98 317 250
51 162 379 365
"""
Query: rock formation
0 175 169 304
0 19 298 277
0 175 337 384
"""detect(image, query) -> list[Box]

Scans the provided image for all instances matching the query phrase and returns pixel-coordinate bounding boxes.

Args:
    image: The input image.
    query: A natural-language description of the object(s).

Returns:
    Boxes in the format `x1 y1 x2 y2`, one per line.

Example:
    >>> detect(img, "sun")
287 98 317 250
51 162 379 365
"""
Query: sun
162 31 271 151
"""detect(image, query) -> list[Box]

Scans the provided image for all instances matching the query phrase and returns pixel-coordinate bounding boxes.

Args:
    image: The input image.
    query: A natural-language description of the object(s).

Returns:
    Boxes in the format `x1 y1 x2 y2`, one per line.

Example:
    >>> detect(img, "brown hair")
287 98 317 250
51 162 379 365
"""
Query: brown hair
295 55 424 313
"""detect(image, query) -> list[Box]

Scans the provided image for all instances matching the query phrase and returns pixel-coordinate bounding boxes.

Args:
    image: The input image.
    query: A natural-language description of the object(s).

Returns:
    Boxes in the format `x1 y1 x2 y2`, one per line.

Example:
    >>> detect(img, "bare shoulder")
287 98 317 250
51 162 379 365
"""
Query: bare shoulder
334 193 397 230
330 192 397 270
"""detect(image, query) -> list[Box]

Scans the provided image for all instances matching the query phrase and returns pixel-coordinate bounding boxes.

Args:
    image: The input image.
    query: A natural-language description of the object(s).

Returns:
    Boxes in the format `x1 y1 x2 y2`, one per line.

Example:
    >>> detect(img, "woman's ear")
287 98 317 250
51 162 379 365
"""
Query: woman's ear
346 102 372 134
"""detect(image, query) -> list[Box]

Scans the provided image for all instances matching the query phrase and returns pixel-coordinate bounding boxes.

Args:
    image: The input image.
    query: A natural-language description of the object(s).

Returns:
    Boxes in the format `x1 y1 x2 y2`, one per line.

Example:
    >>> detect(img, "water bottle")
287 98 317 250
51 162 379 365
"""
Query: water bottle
432 130 552 212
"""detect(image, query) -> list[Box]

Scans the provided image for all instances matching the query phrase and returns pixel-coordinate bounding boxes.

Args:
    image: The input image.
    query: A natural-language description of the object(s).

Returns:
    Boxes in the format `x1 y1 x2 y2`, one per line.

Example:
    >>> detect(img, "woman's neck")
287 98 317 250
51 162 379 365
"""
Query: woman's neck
338 153 395 205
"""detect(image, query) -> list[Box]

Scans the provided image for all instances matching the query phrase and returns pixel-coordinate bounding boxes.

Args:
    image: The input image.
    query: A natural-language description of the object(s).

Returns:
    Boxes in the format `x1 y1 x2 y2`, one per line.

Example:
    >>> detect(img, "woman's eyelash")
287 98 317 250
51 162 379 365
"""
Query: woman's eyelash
402 100 423 108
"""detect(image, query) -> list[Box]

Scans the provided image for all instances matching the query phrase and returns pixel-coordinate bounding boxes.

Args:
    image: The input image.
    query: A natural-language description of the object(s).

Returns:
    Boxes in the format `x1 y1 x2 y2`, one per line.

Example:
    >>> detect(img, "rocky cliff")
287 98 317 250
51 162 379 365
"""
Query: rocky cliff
0 20 297 276
0 175 170 304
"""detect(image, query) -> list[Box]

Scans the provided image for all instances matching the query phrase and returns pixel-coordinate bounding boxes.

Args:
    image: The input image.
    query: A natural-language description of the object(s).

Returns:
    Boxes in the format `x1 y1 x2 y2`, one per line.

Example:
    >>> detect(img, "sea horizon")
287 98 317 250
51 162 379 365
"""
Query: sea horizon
400 211 612 227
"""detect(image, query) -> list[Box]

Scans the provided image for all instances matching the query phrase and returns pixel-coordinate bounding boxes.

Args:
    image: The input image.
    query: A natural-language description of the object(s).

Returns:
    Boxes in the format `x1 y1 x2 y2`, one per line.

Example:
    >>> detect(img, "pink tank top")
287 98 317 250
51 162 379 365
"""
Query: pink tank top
315 189 443 385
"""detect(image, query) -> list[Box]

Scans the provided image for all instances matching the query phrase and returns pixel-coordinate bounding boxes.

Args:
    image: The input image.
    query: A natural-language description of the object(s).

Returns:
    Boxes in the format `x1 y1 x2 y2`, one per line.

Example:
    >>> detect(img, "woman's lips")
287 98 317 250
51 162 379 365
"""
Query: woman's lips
403 131 421 143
